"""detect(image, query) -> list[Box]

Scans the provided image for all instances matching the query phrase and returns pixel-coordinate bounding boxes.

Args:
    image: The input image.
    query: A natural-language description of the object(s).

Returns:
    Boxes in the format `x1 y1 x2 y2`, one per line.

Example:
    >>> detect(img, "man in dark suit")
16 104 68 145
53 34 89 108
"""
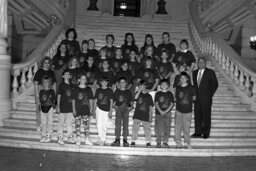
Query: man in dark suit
191 57 218 139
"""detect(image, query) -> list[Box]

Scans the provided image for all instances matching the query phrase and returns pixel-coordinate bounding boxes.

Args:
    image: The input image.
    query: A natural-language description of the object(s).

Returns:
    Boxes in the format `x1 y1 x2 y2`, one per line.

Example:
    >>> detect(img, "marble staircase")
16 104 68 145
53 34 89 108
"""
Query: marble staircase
1 15 256 156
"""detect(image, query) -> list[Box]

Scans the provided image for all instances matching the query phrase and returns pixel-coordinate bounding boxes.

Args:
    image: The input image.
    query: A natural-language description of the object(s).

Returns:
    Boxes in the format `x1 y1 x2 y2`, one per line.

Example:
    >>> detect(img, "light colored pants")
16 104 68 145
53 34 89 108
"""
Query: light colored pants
96 107 109 142
57 112 74 138
174 110 192 144
40 107 53 136
131 119 151 142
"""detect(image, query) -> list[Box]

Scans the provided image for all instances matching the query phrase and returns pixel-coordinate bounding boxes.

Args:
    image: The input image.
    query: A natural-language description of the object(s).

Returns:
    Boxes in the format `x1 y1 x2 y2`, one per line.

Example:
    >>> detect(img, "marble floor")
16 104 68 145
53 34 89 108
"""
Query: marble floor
0 146 256 171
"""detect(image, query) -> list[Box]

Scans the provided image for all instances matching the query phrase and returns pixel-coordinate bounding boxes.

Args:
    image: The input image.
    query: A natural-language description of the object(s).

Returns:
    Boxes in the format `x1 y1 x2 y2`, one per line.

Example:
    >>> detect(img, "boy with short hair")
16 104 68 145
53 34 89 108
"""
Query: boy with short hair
154 79 174 148
56 69 75 145
175 72 195 149
111 77 133 147
94 77 114 146
39 76 55 143
131 80 153 147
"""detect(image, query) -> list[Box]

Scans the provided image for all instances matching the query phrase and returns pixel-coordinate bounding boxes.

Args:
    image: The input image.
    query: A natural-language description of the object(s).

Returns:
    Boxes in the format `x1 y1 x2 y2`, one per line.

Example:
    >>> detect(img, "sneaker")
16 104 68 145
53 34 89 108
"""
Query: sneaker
130 141 135 147
123 139 129 147
184 143 192 149
85 138 93 146
40 137 46 143
146 142 151 148
67 137 76 144
111 138 120 146
58 136 64 145
36 127 42 132
156 143 161 148
44 135 51 143
99 141 105 146
162 143 169 148
76 137 81 146
176 142 182 149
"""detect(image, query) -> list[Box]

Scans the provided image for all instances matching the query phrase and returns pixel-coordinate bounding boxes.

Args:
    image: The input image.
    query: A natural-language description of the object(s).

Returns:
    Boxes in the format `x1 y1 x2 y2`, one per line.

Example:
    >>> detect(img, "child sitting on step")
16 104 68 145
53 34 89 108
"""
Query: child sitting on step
39 76 55 143
131 80 153 148
72 74 94 146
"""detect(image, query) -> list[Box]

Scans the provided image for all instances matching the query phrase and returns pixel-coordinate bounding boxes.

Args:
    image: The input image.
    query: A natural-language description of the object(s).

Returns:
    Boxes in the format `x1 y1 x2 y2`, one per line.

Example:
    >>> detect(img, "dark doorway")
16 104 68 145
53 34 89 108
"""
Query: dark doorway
114 0 141 17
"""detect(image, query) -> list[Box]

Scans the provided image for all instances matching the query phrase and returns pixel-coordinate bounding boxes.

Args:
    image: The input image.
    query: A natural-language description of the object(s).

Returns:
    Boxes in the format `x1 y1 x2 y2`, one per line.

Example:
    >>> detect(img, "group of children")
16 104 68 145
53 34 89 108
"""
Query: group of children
33 29 196 149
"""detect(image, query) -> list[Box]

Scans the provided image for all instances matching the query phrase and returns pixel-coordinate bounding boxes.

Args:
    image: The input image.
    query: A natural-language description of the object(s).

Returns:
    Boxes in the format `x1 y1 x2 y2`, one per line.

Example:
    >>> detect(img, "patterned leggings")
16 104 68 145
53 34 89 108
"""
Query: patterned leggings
74 115 90 138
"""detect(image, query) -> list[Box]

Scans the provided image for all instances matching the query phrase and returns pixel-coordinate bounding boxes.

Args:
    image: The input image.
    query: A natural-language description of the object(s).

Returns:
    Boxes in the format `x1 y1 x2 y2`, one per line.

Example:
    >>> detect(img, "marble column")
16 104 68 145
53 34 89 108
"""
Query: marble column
0 0 11 126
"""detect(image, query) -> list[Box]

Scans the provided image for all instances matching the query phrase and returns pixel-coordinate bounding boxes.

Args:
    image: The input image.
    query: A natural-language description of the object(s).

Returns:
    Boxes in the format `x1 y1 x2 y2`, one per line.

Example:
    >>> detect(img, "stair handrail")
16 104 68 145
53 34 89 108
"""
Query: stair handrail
11 0 76 98
189 0 256 103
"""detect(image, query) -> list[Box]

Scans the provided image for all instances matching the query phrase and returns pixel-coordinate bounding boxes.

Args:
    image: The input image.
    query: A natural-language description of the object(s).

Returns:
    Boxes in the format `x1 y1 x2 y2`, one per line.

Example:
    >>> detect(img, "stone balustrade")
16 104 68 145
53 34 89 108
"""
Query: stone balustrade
11 0 75 100
189 21 256 103
11 32 65 98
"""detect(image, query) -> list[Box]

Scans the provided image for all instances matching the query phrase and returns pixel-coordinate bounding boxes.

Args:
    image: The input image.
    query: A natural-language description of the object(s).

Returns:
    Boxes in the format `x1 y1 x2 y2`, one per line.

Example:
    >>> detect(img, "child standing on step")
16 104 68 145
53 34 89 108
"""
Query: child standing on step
39 76 55 143
111 77 133 147
131 80 153 148
175 72 195 149
154 79 174 148
94 77 114 146
34 57 56 132
72 74 94 146
56 69 75 145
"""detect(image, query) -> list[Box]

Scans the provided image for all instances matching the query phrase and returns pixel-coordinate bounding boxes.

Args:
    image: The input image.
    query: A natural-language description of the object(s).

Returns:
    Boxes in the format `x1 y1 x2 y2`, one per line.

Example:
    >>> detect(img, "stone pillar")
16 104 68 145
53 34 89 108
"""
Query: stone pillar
0 0 11 126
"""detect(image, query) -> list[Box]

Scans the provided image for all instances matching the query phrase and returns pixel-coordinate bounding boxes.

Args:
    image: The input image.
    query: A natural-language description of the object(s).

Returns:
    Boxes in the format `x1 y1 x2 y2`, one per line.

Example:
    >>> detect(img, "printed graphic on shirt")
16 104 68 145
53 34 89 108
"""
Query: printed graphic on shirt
119 95 125 103
138 97 146 111
66 89 72 97
41 94 52 106
159 96 169 109
178 91 189 105
77 92 89 105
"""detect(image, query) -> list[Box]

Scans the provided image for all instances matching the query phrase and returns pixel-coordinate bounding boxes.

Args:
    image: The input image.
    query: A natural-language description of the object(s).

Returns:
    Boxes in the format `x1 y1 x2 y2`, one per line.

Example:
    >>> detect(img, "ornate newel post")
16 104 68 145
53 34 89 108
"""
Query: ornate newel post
0 0 11 126
156 0 167 14
87 0 99 11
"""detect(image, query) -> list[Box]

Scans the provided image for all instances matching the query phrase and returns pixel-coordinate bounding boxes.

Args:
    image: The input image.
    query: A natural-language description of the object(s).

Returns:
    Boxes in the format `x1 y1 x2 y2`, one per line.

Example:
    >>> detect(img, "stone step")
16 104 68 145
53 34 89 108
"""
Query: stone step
76 16 188 24
1 128 256 147
4 118 256 133
1 135 256 156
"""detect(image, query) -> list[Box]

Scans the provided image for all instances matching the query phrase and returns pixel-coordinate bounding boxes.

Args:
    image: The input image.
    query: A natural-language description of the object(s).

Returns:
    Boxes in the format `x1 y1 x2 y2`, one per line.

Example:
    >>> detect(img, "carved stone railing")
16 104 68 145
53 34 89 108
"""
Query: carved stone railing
189 0 256 107
11 0 76 102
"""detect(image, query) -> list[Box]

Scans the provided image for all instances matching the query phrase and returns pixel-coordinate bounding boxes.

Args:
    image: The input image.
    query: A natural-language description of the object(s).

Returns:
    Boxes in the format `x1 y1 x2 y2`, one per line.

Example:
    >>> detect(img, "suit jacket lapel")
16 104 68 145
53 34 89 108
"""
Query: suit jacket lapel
199 68 207 88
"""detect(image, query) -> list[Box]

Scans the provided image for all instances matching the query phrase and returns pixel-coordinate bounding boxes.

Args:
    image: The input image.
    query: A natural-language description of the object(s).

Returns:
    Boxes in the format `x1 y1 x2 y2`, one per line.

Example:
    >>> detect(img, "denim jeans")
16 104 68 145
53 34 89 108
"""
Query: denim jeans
115 105 130 139
154 112 172 144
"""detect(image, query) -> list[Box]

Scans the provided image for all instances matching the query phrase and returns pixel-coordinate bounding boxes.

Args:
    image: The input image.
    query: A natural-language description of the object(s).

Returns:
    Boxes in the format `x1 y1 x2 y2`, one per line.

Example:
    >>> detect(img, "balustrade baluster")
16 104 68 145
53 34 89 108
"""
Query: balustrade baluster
218 49 222 65
12 70 20 97
20 69 27 92
33 63 38 75
225 57 230 74
26 66 33 87
230 61 234 80
222 53 226 70
234 65 239 84
239 70 245 90
251 79 256 102
244 74 251 96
